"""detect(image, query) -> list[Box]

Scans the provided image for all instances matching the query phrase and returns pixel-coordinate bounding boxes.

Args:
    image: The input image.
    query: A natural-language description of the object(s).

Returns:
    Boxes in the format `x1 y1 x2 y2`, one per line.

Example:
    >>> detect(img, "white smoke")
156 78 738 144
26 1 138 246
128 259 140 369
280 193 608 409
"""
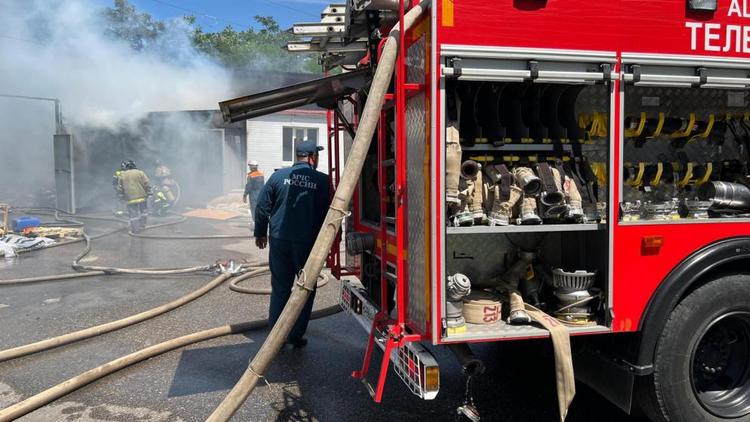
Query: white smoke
0 0 235 206
0 0 232 128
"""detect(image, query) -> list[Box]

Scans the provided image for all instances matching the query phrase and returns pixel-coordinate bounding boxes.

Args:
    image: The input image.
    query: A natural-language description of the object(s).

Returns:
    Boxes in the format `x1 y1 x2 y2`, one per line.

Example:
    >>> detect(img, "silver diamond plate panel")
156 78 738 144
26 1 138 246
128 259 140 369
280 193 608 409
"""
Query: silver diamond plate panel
407 37 425 85
406 35 427 331
445 320 609 342
407 92 427 331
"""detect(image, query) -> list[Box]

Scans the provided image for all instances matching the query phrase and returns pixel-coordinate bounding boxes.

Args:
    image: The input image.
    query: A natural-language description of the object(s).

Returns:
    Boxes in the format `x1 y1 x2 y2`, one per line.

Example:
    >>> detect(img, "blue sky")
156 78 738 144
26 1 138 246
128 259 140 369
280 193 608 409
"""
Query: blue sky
91 0 330 32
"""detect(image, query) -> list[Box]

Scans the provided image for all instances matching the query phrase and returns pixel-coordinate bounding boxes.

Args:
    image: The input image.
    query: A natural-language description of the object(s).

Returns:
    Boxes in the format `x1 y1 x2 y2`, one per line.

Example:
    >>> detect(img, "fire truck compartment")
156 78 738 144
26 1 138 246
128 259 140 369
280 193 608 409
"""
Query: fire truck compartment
619 58 750 224
439 52 613 342
442 230 611 342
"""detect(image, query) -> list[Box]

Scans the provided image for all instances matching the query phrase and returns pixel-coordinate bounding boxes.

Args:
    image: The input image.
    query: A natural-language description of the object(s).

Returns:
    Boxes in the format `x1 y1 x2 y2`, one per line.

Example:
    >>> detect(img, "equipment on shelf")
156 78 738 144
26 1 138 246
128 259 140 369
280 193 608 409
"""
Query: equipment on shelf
462 290 502 325
552 268 598 324
513 166 542 197
446 273 472 332
699 181 750 213
446 124 462 207
485 164 520 226
497 250 536 325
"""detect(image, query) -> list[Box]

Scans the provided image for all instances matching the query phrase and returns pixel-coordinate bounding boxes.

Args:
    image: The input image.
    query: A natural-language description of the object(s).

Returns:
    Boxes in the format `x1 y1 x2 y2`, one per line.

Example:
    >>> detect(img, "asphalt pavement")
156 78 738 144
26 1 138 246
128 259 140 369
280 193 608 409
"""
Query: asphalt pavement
0 213 644 421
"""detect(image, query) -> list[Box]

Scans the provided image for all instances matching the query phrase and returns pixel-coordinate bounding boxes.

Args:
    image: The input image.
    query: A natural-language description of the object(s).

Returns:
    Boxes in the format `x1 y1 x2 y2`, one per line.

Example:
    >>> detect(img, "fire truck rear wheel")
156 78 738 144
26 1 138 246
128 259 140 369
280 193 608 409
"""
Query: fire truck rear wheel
638 275 750 421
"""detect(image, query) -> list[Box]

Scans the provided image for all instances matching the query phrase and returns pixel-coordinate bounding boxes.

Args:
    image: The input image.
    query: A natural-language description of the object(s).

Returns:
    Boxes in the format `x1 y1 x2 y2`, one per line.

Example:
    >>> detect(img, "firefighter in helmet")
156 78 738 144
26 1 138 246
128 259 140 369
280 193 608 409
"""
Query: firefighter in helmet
243 160 265 221
112 161 127 217
254 141 330 347
117 160 152 233
152 159 177 215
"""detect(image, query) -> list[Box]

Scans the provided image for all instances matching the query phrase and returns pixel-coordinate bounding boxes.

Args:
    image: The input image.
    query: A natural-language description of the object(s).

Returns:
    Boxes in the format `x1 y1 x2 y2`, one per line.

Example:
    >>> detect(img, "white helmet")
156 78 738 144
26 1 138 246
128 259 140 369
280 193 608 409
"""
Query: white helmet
248 160 259 167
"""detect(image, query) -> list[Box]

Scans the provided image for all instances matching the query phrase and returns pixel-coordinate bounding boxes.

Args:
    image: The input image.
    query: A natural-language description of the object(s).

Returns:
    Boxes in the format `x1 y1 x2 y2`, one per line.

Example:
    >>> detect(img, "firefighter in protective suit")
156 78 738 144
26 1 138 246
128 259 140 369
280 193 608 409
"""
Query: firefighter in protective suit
254 141 330 347
117 160 152 233
112 161 127 217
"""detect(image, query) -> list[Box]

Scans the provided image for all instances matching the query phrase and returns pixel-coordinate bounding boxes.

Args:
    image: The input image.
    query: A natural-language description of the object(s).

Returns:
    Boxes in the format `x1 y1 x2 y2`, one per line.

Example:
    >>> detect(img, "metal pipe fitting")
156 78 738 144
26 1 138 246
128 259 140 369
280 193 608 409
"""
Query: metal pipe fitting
461 160 481 180
448 343 486 377
698 181 750 211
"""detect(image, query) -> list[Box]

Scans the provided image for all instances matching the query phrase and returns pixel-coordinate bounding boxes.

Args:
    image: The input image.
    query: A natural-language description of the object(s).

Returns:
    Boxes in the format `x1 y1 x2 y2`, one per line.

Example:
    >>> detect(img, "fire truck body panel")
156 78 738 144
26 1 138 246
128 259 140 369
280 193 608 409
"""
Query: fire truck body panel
224 0 750 415
438 0 750 58
424 0 750 345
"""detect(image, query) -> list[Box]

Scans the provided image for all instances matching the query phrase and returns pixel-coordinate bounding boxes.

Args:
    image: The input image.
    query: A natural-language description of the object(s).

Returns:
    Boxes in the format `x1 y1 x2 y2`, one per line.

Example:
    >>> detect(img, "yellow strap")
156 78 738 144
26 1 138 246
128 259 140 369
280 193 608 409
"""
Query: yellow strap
699 114 715 138
697 162 713 185
678 162 695 187
670 113 696 138
578 114 591 129
586 112 608 138
650 162 664 186
650 113 666 138
469 155 493 162
592 162 607 186
127 198 145 204
625 112 647 138
631 162 646 187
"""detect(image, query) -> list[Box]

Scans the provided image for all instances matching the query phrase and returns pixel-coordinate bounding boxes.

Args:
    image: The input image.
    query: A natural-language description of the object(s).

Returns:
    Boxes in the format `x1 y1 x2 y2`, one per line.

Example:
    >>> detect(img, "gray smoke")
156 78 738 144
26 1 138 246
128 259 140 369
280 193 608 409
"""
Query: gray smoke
0 0 235 208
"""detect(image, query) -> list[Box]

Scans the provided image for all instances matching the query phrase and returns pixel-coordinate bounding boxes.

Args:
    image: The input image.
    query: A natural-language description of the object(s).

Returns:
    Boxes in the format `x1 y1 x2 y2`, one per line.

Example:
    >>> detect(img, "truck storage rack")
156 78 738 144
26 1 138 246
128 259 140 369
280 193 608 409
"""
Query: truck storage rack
447 223 605 234
443 320 610 343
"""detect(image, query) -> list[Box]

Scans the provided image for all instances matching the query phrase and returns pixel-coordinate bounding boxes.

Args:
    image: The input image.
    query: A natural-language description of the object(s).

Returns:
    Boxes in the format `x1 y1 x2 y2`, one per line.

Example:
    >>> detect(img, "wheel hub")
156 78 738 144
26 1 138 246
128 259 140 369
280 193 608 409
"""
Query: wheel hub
691 312 750 419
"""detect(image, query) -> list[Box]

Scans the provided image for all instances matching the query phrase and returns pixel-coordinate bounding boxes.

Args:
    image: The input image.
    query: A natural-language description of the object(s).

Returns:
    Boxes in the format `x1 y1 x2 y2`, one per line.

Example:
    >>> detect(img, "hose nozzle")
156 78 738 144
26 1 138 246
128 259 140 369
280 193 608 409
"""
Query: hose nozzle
461 160 481 180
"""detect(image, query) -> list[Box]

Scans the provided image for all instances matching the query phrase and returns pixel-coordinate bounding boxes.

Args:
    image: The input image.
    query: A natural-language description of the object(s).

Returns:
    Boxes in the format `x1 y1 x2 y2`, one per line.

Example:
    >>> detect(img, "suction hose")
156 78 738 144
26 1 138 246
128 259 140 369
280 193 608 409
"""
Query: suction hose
207 2 431 419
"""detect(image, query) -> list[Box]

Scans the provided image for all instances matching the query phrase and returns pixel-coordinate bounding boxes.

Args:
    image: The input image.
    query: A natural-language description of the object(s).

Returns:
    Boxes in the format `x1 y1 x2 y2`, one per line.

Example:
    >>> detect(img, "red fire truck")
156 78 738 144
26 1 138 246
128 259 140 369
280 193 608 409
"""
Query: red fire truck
220 0 750 420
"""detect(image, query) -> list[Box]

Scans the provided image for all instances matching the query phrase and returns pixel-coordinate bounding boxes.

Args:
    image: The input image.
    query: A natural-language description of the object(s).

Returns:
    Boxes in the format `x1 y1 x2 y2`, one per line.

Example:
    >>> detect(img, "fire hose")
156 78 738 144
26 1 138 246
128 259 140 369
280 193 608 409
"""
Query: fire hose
206 2 431 420
1 210 251 285
0 210 339 420
0 266 339 422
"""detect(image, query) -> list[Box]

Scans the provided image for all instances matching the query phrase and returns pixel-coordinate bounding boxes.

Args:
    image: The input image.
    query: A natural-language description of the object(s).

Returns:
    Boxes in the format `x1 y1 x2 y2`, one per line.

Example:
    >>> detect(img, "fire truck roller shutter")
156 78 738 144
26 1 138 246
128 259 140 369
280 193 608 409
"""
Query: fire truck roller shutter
635 237 750 419
475 82 507 147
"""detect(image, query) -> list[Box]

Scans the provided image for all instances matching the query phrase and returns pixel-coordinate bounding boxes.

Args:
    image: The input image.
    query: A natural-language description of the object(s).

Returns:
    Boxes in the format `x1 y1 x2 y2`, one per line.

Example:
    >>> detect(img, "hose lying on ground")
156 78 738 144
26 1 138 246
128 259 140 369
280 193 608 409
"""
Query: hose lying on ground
228 271 330 295
0 304 340 422
1 211 242 284
71 232 214 275
0 269 255 363
0 269 338 421
207 2 431 420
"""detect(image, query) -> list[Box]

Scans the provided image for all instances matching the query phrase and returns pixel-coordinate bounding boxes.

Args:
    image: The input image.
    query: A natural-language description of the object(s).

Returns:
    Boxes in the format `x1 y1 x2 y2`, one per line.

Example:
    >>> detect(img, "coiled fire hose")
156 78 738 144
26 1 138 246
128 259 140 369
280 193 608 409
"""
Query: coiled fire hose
206 2 431 420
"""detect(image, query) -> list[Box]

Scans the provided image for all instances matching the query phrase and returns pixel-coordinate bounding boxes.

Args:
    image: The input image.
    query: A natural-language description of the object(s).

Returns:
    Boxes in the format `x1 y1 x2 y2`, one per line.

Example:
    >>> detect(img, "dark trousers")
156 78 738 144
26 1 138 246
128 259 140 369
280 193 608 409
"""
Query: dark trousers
268 237 316 342
248 191 260 221
127 201 148 232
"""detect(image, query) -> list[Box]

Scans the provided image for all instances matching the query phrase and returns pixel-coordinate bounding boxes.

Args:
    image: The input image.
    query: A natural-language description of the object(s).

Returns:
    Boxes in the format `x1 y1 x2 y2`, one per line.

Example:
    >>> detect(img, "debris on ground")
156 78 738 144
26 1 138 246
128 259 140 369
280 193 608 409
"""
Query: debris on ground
22 227 83 239
0 204 8 236
206 189 247 213
0 234 55 258
12 216 41 232
183 208 241 221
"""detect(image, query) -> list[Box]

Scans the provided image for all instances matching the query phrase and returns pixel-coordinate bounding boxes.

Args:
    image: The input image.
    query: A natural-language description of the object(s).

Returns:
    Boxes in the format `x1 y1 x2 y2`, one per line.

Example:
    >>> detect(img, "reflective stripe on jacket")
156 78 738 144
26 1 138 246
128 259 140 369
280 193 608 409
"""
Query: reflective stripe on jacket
118 169 151 203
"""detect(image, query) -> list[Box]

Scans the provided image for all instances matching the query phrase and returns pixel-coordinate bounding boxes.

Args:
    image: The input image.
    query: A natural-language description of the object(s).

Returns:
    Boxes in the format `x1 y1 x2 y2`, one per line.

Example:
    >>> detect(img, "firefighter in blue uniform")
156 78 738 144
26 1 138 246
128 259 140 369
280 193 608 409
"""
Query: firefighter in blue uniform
253 140 330 347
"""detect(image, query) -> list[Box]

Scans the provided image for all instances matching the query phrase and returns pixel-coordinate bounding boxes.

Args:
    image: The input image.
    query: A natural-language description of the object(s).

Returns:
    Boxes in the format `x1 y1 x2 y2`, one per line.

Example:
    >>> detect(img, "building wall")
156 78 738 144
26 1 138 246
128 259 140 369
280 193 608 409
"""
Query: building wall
246 111 331 180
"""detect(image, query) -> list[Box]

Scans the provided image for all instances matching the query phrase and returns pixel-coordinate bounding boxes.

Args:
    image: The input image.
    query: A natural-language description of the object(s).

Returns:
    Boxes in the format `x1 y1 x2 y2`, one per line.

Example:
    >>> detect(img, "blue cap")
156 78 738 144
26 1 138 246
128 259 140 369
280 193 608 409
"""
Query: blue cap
296 140 324 157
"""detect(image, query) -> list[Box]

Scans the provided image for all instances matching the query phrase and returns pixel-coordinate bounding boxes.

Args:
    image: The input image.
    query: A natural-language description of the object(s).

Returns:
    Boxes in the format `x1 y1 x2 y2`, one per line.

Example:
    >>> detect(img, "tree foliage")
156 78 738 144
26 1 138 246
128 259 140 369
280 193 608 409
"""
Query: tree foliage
191 16 320 73
101 0 321 73
102 0 166 51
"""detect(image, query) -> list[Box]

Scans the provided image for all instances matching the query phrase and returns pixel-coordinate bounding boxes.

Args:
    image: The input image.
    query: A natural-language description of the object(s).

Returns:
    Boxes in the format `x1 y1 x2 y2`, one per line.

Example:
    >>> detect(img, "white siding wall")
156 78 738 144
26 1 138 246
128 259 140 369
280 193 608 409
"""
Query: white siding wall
246 112 330 179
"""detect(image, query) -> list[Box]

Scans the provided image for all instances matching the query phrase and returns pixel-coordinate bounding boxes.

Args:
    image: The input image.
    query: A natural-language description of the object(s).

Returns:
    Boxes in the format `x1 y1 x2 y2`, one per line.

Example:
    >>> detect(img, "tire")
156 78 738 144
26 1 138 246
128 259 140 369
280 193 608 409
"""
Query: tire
637 275 750 421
